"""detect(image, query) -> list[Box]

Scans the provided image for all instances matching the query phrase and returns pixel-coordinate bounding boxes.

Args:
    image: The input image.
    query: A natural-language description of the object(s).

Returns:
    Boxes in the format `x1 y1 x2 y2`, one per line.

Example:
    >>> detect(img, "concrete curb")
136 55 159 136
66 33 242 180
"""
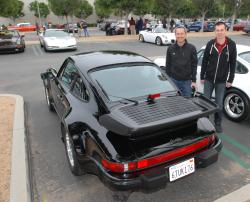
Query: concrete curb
214 184 250 202
0 94 31 202
24 31 246 46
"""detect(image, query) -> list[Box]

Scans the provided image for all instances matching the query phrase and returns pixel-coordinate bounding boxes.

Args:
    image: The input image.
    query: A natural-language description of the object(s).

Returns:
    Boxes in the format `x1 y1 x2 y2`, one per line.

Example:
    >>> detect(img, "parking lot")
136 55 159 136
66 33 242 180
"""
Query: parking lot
0 32 250 202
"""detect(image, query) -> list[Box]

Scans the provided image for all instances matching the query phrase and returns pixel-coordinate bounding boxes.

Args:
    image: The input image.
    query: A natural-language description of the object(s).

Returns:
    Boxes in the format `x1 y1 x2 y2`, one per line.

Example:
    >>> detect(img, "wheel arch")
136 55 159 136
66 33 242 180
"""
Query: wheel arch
225 87 250 103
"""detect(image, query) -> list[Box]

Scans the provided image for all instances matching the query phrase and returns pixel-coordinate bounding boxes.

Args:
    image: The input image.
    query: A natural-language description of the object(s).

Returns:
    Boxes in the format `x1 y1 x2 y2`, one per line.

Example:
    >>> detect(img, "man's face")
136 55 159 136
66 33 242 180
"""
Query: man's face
175 28 186 44
215 24 226 40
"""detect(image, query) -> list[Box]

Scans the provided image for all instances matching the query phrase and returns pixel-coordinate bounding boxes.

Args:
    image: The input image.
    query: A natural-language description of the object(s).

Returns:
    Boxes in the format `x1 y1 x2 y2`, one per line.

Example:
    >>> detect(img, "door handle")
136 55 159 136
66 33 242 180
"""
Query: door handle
57 94 64 100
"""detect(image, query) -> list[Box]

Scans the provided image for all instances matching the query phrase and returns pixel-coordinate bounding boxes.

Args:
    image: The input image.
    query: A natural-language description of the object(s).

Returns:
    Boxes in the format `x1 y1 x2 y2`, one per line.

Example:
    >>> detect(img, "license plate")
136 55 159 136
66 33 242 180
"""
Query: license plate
169 158 195 182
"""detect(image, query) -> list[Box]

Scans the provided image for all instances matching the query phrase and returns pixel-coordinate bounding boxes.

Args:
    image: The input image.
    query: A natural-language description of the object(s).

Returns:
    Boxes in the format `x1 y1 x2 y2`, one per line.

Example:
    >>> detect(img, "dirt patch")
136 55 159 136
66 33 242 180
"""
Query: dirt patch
0 96 15 202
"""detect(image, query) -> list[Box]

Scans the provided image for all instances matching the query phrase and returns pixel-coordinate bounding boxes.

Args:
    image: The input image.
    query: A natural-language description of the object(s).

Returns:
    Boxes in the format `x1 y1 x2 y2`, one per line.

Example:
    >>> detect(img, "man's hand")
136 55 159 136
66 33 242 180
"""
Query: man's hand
226 82 232 88
200 80 205 84
191 82 196 88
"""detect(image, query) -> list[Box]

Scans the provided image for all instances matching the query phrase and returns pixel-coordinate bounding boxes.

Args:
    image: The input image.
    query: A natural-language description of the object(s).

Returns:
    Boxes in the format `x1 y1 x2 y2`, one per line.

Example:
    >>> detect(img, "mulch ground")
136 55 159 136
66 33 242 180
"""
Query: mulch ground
0 96 15 202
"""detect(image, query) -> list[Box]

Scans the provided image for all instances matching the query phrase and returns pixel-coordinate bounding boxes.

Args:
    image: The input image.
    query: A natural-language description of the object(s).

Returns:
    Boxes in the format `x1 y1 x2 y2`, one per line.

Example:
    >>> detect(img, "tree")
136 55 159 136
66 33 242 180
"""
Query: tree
8 0 24 23
75 0 93 19
29 1 50 18
175 0 198 18
94 0 153 35
222 0 244 31
94 0 112 19
192 0 217 32
48 0 81 24
0 0 24 22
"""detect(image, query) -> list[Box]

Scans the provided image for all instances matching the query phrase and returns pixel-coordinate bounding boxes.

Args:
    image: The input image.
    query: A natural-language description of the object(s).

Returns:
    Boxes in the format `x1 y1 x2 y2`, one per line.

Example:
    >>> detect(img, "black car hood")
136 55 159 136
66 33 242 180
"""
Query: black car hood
99 95 218 138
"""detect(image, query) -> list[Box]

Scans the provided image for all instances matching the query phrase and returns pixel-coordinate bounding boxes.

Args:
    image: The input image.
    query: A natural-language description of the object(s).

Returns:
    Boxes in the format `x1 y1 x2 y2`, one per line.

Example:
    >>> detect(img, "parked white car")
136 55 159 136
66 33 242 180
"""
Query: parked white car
154 45 250 122
39 29 77 52
139 27 176 46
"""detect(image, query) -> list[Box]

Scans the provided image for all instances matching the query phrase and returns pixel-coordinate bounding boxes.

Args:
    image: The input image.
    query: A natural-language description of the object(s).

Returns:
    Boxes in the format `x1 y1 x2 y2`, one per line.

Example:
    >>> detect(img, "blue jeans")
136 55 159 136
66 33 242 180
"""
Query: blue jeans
83 27 89 37
171 78 192 97
204 80 226 125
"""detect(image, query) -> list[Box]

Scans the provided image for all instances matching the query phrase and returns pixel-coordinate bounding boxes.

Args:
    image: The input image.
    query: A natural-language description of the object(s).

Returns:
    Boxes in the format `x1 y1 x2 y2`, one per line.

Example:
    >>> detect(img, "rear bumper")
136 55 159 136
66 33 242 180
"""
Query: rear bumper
0 45 24 53
98 137 222 191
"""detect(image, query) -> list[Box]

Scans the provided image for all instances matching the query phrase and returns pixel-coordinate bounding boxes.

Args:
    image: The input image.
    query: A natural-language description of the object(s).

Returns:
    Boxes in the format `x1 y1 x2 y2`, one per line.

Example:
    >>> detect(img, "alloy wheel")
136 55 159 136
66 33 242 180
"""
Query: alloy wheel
224 93 244 119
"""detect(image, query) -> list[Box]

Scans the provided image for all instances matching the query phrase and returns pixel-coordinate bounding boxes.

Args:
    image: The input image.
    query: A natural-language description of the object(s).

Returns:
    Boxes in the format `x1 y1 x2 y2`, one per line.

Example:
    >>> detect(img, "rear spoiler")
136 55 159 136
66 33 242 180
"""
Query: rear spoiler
99 95 218 137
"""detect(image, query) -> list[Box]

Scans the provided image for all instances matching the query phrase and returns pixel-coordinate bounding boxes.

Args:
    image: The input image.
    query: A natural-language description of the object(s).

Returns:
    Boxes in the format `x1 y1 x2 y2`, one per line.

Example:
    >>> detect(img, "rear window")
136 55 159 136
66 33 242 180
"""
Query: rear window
89 64 175 102
239 52 250 63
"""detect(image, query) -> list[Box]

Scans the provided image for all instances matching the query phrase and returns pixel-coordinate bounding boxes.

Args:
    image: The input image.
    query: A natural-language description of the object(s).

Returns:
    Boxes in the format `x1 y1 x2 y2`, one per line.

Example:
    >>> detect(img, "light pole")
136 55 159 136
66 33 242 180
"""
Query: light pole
36 1 42 28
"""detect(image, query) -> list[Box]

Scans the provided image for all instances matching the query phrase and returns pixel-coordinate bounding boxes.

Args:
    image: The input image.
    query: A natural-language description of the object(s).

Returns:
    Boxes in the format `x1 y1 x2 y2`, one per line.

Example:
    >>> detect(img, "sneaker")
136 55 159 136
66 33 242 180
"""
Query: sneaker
215 124 223 133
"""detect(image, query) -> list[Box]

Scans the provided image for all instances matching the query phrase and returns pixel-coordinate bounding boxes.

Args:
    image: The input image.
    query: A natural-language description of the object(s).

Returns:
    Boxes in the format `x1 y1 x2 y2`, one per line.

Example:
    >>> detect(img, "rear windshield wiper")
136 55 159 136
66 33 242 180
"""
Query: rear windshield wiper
108 94 139 105
95 80 138 105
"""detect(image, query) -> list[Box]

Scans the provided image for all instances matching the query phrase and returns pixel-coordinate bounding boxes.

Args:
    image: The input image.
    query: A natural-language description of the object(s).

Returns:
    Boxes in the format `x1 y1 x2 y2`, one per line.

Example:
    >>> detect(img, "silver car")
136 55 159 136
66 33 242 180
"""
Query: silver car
39 29 77 52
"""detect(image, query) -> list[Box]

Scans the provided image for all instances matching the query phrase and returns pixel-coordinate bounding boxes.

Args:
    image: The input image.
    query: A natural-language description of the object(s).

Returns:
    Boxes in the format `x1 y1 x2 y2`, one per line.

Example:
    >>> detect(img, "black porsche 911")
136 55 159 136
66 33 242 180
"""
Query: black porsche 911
41 51 222 191
0 29 25 53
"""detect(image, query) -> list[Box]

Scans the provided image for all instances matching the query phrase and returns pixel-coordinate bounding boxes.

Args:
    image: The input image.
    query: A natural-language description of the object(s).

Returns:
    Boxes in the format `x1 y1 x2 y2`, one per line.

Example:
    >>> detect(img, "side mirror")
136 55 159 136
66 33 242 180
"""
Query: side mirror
49 68 57 76
40 68 57 80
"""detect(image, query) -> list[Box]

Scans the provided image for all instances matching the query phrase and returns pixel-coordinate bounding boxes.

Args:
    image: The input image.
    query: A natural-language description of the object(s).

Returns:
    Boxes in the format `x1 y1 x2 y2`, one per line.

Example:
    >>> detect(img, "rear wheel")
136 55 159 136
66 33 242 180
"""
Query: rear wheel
155 37 162 46
223 89 250 122
139 34 144 42
62 125 84 176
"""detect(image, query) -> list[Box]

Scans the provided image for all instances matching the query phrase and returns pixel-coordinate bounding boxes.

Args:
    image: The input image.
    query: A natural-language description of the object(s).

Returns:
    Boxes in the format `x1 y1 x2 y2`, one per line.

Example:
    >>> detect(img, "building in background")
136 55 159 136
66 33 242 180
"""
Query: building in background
0 0 98 25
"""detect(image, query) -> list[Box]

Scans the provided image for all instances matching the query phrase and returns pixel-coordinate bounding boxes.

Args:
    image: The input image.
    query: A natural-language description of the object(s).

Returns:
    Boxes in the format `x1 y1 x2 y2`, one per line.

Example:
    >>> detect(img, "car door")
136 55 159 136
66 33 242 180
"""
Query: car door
51 59 78 118
143 30 152 42
147 29 156 43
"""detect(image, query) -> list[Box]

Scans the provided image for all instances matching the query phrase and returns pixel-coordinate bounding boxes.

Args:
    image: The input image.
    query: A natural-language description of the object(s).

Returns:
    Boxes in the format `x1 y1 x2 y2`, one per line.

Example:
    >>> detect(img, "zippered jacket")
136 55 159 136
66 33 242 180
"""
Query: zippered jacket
166 41 198 82
200 37 237 83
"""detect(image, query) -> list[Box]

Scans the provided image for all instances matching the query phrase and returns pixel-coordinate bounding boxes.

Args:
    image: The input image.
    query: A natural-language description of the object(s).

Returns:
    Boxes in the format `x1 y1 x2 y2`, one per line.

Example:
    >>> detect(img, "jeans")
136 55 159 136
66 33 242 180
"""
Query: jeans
204 80 226 125
82 28 89 37
171 78 192 97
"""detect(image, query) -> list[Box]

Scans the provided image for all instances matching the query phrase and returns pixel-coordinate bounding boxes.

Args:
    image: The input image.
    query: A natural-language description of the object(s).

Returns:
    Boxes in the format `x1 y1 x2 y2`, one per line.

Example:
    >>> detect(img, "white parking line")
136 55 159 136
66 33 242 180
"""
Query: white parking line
32 45 39 56
35 45 44 55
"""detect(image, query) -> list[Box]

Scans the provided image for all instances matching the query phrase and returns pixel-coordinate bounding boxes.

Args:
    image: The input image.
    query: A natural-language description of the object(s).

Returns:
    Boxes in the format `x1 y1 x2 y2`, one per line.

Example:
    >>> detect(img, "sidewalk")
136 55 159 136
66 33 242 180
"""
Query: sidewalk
0 95 31 202
25 31 245 45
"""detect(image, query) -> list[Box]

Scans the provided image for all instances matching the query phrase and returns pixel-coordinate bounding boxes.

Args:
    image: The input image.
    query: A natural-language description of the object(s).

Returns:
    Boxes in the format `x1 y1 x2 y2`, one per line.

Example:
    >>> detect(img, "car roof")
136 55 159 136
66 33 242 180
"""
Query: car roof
201 44 250 54
45 29 65 32
71 51 153 73
17 22 31 26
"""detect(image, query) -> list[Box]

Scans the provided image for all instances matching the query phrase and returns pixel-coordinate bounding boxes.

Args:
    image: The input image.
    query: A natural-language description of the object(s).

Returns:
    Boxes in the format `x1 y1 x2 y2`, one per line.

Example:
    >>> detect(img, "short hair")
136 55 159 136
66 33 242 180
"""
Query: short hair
174 25 187 34
215 21 227 29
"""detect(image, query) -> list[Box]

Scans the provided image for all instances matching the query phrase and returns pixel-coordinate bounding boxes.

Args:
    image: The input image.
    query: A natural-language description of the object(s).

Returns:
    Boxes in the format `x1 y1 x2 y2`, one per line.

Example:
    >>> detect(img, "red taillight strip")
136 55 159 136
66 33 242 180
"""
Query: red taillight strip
137 137 210 169
102 136 212 173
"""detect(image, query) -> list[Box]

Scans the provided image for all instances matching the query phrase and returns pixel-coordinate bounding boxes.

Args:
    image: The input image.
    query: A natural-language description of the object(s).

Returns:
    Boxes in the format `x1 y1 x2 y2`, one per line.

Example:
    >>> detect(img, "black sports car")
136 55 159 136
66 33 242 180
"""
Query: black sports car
41 51 222 191
0 29 25 53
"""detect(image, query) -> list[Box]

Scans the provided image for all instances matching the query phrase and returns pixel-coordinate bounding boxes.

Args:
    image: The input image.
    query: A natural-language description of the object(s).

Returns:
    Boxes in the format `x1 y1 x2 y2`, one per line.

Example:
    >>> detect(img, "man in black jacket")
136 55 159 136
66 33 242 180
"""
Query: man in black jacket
166 26 198 97
201 21 237 133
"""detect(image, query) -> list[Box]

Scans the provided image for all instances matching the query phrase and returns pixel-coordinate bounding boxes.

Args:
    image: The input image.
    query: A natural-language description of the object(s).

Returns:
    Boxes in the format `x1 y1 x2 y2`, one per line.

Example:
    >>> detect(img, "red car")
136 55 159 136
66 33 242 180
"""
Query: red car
233 22 250 31
8 23 36 32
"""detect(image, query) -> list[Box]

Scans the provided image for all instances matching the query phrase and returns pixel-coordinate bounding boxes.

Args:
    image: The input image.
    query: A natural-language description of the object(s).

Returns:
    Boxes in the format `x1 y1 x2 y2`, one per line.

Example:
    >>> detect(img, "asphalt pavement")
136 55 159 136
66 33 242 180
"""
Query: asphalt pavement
1 31 250 202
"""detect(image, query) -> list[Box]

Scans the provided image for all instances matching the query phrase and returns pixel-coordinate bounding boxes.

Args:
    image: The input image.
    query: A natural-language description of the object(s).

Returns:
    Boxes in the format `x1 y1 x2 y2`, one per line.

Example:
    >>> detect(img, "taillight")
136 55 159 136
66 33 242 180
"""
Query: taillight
102 135 213 173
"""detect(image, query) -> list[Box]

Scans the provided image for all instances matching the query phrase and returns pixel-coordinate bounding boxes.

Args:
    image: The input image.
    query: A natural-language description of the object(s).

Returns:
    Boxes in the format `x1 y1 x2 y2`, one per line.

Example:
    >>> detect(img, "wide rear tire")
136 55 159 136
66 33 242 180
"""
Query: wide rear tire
62 125 85 176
